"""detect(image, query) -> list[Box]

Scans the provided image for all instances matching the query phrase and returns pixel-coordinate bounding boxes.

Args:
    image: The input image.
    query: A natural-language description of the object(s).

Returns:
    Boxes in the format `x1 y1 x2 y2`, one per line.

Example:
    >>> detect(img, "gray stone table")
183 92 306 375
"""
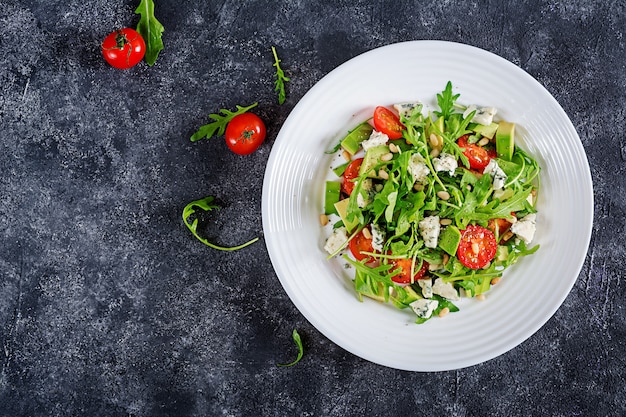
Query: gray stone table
1 1 624 416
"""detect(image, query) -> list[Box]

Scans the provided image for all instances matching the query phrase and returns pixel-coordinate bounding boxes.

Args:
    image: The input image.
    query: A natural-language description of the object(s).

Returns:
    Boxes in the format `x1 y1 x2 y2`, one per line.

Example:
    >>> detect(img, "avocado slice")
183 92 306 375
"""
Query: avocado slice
334 198 359 232
324 181 341 215
495 121 515 161
438 224 461 256
359 145 390 179
341 122 374 155
471 122 499 139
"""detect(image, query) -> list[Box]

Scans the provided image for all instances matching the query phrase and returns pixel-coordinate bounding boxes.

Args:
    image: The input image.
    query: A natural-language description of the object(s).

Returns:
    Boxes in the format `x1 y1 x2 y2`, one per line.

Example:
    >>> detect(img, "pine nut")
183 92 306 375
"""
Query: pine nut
476 294 486 301
472 242 480 254
380 153 393 162
429 133 439 148
414 183 424 191
437 190 450 200
319 214 329 226
478 137 490 147
342 150 351 161
507 216 517 224
437 134 444 147
389 143 399 153
438 307 450 318
378 169 389 180
491 277 501 285
442 253 450 266
440 218 452 226
502 230 514 241
362 227 372 239
430 148 440 158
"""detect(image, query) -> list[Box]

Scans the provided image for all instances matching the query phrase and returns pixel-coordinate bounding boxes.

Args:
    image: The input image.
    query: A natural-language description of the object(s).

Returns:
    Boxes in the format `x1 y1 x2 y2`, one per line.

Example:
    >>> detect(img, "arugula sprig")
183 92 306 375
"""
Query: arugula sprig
277 329 304 367
182 196 258 251
272 46 290 105
135 0 164 66
190 103 258 142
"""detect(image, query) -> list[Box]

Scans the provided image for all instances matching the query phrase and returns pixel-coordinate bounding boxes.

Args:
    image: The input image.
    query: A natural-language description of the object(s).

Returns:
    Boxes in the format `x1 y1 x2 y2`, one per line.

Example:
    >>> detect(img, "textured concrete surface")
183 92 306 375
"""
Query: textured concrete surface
0 1 624 416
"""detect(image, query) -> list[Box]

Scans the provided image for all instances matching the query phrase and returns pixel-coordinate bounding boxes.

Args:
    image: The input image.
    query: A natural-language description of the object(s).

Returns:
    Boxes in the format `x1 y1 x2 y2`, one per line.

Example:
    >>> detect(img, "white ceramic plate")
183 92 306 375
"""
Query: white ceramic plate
262 40 593 371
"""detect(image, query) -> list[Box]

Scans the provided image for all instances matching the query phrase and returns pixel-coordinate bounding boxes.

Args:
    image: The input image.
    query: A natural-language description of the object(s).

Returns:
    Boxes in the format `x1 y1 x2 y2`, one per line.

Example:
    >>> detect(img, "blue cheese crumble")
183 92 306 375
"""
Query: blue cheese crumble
463 105 498 125
433 152 458 177
418 215 440 248
432 278 460 301
324 226 348 255
362 130 389 152
393 101 421 119
510 213 536 244
407 154 430 184
483 159 507 190
409 298 439 319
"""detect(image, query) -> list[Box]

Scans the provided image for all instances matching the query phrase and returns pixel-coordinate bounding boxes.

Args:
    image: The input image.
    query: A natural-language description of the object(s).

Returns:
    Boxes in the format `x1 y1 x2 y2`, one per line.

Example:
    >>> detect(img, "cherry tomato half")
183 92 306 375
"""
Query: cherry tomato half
389 257 429 284
349 227 376 262
224 113 267 155
457 224 497 269
457 135 491 171
101 28 146 69
373 106 405 139
342 158 363 196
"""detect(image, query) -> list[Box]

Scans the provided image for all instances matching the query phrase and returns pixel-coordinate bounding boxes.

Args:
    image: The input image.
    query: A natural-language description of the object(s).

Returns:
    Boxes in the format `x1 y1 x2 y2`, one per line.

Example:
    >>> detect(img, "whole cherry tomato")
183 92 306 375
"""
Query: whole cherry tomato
224 113 266 155
373 106 405 139
389 256 429 284
342 158 363 196
101 28 146 69
457 224 497 269
457 134 491 171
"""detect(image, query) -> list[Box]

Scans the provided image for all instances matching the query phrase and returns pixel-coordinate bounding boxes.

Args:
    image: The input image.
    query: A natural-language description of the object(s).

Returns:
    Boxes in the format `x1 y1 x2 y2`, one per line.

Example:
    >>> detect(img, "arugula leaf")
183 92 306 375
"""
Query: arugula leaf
277 329 303 367
182 196 259 251
434 81 460 120
190 103 258 142
135 0 164 66
272 46 290 105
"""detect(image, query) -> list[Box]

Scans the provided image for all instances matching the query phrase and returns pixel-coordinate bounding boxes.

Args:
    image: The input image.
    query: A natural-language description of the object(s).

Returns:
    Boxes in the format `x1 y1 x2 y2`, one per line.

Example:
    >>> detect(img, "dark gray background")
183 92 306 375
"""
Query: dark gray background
1 1 624 416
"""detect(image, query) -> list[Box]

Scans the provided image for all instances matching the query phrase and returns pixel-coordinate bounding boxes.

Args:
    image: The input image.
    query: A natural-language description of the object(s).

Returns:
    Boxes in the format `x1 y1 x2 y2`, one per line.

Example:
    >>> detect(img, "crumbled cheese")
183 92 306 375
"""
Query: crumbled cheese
409 298 439 319
362 130 389 152
419 215 440 249
510 213 537 244
418 278 433 298
356 179 374 208
463 105 498 125
324 226 348 255
370 223 385 252
432 278 460 301
483 159 507 190
393 101 421 119
407 153 430 184
433 152 458 177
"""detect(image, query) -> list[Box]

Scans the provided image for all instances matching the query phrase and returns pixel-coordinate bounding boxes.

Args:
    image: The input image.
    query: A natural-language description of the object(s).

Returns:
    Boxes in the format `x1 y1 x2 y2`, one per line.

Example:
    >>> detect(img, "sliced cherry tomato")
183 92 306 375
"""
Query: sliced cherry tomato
389 257 429 284
349 227 376 262
457 224 497 269
101 28 146 69
457 135 491 170
373 106 405 139
342 158 363 195
225 113 267 155
487 217 512 236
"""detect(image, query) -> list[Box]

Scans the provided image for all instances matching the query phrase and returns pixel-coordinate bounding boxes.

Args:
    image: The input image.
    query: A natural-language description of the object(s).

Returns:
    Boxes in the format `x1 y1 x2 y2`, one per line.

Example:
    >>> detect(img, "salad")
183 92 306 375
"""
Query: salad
321 82 541 324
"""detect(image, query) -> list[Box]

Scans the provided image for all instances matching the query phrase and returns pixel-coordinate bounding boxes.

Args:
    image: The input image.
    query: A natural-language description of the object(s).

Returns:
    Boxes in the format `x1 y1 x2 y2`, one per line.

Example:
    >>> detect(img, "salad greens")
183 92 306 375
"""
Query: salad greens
190 103 258 142
135 0 164 66
182 196 258 251
271 46 290 105
277 329 304 367
323 82 541 324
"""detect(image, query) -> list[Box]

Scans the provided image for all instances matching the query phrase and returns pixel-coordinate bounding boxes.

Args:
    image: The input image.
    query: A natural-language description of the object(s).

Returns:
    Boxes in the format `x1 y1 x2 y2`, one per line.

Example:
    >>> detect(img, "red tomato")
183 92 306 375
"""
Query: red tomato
457 224 497 269
389 257 429 284
373 106 405 139
225 113 267 155
457 135 491 170
349 228 376 262
342 158 363 195
101 28 146 69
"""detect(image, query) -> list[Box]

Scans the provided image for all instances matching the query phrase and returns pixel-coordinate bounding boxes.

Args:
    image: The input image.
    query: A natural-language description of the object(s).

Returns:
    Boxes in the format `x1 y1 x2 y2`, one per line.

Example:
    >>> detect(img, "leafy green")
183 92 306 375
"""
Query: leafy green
182 196 258 251
277 329 303 367
135 0 164 66
272 46 290 105
190 103 258 142
434 81 460 119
